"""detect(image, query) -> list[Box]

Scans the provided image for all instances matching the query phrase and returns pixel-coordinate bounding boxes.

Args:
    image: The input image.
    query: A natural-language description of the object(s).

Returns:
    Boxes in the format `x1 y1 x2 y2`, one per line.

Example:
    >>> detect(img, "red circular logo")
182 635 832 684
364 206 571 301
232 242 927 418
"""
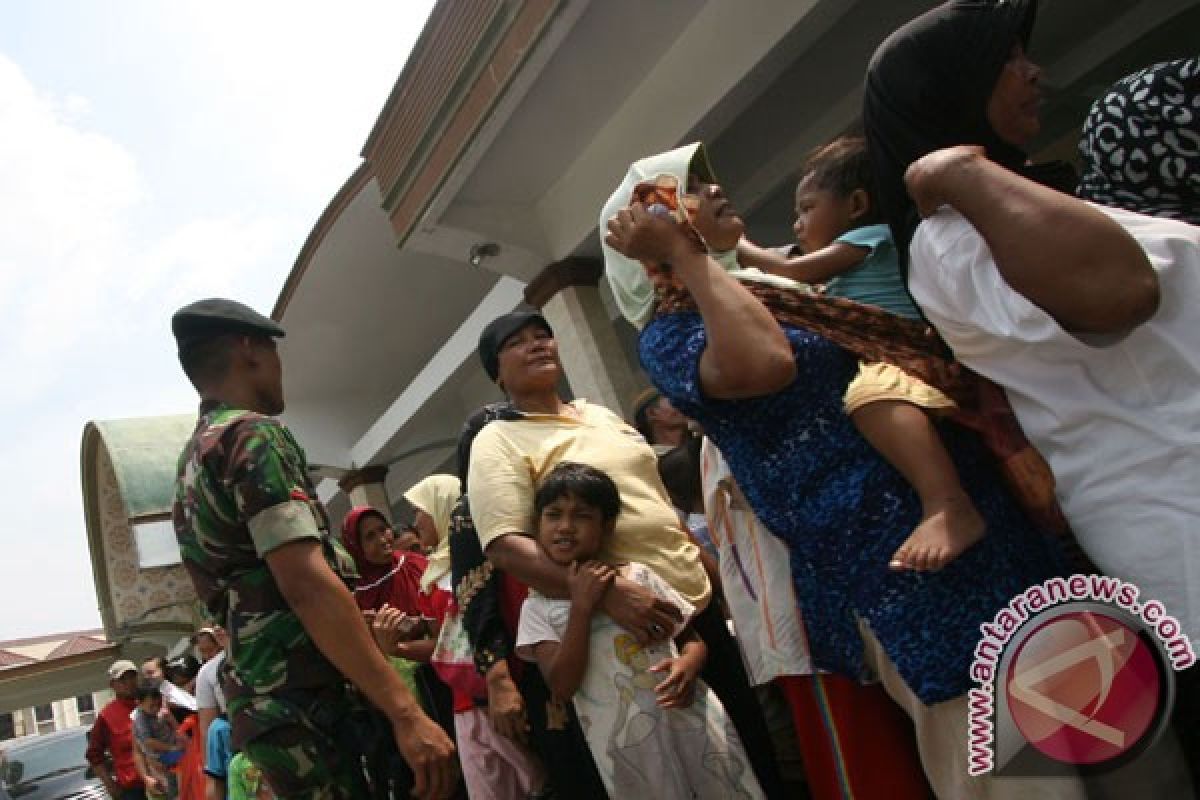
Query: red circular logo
1005 610 1162 765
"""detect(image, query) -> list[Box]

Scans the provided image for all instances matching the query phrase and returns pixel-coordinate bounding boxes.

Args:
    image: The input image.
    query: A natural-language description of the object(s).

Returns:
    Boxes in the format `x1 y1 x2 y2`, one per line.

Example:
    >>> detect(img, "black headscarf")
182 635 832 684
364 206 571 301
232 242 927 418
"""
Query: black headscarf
863 0 1037 266
455 401 523 490
1078 57 1200 226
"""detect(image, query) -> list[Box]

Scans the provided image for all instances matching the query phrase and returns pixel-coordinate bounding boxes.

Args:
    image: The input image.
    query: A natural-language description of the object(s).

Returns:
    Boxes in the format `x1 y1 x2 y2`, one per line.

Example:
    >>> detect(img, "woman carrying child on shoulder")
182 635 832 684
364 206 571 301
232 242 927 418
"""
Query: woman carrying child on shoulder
602 139 1078 799
739 136 982 571
516 461 763 800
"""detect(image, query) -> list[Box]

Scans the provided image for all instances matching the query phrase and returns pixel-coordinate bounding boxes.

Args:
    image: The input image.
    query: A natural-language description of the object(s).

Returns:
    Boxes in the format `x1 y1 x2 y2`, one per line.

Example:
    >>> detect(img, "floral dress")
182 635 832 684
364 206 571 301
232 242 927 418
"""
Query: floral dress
640 311 1066 704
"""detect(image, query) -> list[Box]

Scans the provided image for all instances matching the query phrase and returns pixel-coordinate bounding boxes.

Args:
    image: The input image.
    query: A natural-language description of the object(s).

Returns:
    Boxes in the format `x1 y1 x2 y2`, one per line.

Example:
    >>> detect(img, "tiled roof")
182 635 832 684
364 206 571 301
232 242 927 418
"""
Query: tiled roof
45 635 112 659
0 629 107 649
0 649 36 668
0 629 114 670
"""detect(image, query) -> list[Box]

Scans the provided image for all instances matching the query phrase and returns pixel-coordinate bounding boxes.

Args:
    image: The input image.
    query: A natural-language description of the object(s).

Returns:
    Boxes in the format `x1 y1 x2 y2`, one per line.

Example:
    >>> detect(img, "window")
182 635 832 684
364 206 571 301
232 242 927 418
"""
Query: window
75 694 95 724
33 704 54 735
133 518 182 568
0 711 14 741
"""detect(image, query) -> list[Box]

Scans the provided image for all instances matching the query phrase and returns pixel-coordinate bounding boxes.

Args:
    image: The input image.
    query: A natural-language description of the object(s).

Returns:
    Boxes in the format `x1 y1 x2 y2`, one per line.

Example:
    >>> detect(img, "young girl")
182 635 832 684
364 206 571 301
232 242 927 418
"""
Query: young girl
515 461 763 799
736 136 985 572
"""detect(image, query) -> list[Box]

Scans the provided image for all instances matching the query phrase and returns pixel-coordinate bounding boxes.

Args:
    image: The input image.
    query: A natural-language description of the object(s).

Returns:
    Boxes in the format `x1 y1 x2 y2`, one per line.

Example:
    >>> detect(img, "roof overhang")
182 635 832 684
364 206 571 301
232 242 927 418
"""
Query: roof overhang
272 0 1200 503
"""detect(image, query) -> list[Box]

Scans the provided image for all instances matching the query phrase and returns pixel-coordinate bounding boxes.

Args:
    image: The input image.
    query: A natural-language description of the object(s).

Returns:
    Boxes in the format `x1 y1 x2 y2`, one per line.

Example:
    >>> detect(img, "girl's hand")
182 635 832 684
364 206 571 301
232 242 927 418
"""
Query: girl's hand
605 202 702 266
648 654 701 709
567 561 614 614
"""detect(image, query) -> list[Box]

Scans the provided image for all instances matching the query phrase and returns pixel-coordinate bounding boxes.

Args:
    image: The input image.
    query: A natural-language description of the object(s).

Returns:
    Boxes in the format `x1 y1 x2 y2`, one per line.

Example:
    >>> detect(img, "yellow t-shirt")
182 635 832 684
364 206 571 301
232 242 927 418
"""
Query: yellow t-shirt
468 400 711 609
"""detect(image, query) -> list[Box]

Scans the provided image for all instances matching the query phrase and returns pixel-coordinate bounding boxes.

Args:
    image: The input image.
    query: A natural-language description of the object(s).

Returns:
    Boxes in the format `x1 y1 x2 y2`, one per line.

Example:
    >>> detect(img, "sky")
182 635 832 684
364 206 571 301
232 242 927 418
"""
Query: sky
0 0 435 640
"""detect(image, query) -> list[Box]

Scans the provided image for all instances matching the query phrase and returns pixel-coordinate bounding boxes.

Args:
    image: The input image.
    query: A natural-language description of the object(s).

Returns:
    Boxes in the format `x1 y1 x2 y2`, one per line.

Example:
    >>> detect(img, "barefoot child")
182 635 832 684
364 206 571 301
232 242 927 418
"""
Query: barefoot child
733 136 984 571
516 461 763 799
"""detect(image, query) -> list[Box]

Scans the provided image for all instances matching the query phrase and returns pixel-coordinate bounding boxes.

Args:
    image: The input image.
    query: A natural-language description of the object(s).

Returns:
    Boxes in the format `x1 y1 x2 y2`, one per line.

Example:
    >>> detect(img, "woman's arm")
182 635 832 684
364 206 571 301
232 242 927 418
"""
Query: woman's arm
394 637 437 663
606 205 796 398
485 659 529 743
486 534 680 644
905 146 1158 334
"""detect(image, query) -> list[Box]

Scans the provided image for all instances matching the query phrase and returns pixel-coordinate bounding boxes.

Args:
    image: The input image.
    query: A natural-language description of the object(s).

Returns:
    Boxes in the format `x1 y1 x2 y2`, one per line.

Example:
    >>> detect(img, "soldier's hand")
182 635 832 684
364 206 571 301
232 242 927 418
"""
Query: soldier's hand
391 708 458 800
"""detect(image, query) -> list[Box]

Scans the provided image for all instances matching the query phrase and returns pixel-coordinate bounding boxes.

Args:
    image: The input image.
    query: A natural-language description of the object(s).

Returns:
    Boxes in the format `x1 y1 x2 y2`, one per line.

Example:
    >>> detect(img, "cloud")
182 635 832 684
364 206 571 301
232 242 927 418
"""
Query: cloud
0 1 434 641
0 52 293 638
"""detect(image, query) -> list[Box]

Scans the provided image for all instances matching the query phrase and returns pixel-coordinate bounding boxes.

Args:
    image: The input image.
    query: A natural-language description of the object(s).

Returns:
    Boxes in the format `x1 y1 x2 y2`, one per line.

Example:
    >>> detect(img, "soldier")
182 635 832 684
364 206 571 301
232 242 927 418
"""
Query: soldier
170 298 456 800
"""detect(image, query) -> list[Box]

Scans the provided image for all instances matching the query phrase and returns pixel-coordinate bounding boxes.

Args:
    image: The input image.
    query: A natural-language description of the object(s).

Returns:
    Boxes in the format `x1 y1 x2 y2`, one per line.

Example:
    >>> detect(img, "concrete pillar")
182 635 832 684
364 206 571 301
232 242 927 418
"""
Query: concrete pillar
338 465 392 520
525 258 642 419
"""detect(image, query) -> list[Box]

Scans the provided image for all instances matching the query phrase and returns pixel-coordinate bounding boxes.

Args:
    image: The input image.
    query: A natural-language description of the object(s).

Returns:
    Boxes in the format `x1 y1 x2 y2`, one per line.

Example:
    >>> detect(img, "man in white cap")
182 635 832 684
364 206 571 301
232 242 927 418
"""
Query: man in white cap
85 660 147 799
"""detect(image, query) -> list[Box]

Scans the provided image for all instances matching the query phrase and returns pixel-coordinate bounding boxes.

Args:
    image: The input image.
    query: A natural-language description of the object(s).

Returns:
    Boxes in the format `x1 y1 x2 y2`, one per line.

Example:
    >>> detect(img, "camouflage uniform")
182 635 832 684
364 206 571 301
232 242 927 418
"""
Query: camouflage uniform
173 401 410 799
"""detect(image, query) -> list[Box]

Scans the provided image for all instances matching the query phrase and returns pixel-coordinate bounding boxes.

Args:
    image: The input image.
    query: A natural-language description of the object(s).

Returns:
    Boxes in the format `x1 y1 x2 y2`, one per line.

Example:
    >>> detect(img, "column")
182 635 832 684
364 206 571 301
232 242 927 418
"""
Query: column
525 258 643 418
338 465 392 519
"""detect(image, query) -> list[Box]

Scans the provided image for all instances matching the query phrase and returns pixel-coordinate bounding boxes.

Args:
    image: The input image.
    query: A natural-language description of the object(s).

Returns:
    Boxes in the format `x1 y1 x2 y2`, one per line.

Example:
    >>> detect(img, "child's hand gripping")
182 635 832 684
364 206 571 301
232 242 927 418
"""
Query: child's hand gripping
567 560 614 615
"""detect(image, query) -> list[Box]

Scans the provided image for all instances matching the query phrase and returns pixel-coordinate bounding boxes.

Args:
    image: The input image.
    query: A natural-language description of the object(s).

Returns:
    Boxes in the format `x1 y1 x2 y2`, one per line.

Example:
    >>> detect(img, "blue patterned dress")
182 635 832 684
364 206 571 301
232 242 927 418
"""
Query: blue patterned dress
640 312 1066 703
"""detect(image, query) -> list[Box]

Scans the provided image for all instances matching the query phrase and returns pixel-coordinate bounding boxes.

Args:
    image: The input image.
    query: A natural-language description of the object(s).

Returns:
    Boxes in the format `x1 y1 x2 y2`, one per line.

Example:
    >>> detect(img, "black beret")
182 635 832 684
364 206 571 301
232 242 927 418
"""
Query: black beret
172 298 285 353
477 310 552 382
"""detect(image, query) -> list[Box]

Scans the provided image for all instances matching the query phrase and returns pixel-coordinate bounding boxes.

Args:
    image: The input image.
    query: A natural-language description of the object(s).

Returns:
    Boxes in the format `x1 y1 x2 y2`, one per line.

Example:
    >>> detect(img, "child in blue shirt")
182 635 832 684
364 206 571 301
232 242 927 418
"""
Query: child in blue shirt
740 136 984 571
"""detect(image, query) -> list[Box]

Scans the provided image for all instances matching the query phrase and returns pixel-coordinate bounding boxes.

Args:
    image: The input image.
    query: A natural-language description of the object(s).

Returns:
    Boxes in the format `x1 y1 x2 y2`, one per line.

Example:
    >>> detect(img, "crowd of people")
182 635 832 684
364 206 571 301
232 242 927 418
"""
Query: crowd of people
86 628 273 799
158 2 1199 799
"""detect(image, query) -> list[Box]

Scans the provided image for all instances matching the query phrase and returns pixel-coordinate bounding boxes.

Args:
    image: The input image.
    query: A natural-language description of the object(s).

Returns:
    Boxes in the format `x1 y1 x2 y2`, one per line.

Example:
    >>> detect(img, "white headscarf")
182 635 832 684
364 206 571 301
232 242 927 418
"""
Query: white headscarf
599 141 810 330
403 474 462 593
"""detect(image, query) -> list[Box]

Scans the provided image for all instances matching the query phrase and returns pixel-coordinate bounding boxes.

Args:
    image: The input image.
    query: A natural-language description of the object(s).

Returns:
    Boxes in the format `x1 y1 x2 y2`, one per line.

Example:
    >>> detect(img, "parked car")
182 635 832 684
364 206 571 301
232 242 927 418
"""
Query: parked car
0 727 105 800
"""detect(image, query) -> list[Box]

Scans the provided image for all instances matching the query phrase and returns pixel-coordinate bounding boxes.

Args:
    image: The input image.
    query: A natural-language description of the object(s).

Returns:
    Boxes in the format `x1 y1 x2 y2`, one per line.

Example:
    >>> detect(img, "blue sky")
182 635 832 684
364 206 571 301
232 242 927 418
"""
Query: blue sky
0 1 434 640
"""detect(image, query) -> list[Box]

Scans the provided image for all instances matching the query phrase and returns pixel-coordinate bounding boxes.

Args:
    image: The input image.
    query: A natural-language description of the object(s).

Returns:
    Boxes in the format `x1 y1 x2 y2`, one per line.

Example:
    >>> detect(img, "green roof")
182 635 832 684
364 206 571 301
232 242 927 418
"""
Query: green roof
89 415 196 517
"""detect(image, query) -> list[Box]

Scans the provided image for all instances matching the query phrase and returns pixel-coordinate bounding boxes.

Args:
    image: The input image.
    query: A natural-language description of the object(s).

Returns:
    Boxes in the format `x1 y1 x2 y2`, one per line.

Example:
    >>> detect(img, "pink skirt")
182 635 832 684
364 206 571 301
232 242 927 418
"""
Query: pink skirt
455 707 546 799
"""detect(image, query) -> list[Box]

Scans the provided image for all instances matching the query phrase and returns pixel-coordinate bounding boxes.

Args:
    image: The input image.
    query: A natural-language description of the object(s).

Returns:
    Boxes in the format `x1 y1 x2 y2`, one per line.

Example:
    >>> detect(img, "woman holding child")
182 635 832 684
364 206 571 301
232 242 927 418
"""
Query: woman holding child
466 309 785 796
601 138 1077 797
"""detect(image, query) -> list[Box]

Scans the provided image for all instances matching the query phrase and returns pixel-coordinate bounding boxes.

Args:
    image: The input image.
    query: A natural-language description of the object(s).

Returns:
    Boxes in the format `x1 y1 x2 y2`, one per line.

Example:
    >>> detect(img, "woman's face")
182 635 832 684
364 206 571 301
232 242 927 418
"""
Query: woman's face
685 174 745 252
987 43 1043 147
358 514 396 565
495 323 561 395
413 510 441 552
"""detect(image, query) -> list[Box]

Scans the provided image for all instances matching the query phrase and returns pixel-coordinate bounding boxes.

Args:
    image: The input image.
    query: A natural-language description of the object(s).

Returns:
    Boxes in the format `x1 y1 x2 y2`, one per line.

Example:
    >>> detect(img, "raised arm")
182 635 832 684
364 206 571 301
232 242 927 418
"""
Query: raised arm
737 237 865 285
606 205 796 398
905 146 1158 333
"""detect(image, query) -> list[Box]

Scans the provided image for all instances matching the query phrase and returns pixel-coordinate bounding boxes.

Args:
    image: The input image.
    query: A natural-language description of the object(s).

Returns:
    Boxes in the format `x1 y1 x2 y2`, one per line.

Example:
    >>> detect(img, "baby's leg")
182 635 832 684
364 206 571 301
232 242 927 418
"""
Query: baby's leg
851 399 985 571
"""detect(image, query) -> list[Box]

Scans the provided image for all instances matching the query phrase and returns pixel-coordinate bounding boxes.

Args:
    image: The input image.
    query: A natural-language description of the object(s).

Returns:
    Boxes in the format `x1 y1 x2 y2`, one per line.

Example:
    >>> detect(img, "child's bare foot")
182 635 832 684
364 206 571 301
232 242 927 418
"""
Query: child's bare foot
889 494 986 572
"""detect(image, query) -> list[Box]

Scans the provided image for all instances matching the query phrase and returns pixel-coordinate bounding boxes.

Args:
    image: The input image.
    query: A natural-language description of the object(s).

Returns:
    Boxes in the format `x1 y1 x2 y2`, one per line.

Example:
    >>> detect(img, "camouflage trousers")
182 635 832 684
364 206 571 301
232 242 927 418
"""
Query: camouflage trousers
236 683 414 800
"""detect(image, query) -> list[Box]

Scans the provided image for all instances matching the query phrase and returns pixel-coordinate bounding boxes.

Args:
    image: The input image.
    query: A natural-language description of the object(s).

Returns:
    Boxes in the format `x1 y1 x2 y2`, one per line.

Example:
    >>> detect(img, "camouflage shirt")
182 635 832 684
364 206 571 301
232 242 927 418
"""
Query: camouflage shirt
173 400 359 744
